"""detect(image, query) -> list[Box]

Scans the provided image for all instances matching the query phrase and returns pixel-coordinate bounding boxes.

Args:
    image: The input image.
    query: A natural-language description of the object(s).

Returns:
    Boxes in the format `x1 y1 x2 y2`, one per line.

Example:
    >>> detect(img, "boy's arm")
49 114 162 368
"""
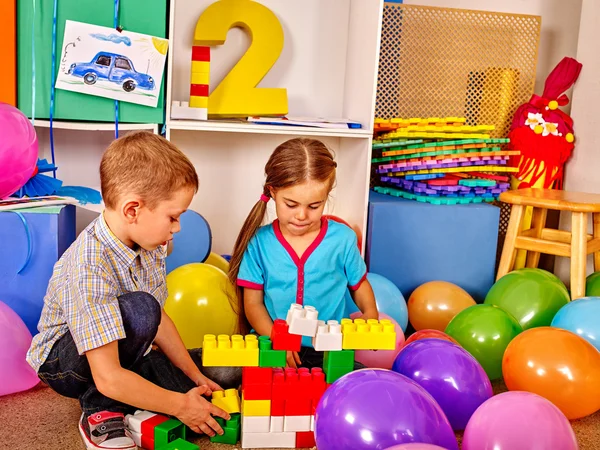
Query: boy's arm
350 280 379 320
153 309 221 391
86 342 229 436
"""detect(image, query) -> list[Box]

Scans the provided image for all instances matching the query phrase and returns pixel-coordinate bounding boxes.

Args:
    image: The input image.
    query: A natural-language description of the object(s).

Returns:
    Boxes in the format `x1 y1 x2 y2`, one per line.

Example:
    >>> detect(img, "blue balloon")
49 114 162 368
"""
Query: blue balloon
166 210 212 274
347 272 408 331
551 296 600 351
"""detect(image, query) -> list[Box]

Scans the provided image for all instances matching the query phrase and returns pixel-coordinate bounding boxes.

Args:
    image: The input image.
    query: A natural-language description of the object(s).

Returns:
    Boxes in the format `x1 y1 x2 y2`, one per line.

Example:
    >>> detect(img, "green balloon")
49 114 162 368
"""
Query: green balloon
445 304 522 380
484 268 570 330
586 272 600 296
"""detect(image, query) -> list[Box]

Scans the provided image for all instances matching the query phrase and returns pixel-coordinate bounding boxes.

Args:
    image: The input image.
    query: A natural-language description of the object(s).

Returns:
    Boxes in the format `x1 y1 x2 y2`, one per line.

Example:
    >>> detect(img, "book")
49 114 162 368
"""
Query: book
0 196 78 211
247 116 362 129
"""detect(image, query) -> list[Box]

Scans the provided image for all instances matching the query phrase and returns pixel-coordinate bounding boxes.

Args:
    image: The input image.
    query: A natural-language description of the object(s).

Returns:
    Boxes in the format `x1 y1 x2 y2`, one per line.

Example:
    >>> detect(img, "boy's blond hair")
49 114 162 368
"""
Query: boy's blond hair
100 131 198 210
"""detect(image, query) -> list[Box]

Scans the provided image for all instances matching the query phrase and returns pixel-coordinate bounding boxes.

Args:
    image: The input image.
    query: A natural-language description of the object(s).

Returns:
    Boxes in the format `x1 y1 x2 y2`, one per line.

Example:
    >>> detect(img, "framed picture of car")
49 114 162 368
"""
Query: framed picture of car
55 20 168 108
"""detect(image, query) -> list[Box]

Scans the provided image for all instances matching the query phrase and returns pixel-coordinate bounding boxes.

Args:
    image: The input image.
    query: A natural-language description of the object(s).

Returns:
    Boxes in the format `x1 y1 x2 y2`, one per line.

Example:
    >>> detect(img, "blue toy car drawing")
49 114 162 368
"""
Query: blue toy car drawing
67 52 155 92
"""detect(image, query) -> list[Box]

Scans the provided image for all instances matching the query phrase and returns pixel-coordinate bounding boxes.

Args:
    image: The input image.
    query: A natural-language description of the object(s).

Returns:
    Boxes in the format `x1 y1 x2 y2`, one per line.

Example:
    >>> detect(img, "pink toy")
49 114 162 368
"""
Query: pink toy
0 300 40 396
351 311 405 369
0 103 38 199
385 444 447 450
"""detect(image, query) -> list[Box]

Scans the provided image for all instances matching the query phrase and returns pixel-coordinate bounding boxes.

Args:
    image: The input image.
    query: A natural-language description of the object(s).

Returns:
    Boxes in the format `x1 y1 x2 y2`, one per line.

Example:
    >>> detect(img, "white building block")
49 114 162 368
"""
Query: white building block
312 320 343 351
124 410 158 433
270 416 284 433
310 415 315 432
129 430 142 448
242 415 271 433
241 431 296 448
284 415 311 432
286 303 319 337
170 101 208 121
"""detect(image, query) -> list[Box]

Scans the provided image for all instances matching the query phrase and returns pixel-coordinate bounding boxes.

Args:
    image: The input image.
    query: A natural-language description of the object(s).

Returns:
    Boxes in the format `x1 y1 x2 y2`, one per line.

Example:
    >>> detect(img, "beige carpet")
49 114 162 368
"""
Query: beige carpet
0 382 599 450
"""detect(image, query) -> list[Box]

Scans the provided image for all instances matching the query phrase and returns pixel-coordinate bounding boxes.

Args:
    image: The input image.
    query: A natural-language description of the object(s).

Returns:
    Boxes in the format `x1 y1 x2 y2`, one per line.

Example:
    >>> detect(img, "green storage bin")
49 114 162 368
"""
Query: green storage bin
17 0 166 123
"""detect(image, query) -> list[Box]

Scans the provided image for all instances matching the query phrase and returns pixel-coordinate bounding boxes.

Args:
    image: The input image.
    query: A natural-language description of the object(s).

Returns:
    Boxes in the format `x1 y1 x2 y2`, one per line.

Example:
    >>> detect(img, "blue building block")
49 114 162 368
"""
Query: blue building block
366 191 499 302
0 205 76 334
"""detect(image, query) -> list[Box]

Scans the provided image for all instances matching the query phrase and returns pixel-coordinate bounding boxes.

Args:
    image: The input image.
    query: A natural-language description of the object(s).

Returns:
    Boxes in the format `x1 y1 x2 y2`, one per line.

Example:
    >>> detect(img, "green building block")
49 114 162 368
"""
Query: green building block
155 419 186 448
258 336 286 367
156 438 198 450
324 365 353 384
324 350 355 369
210 413 241 445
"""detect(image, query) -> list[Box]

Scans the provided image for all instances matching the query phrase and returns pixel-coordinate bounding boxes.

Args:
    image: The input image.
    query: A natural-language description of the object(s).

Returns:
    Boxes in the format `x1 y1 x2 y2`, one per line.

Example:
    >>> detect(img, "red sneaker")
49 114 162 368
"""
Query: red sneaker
78 411 137 449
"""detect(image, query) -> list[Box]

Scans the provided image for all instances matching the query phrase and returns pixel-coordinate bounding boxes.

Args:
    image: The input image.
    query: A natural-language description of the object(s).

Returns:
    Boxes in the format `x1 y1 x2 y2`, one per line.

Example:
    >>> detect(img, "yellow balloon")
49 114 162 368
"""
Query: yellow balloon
165 263 237 348
204 252 230 274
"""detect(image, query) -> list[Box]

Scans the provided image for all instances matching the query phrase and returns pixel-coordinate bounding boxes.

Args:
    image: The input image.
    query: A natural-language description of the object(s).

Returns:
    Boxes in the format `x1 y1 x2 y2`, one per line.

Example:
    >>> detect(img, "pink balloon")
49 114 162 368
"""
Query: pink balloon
350 311 405 369
0 301 40 396
385 445 447 450
0 103 38 199
463 391 578 450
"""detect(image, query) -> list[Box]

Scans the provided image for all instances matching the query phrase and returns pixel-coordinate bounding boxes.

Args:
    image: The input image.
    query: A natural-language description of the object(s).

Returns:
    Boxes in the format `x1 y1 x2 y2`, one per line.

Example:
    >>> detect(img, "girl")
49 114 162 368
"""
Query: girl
228 137 379 368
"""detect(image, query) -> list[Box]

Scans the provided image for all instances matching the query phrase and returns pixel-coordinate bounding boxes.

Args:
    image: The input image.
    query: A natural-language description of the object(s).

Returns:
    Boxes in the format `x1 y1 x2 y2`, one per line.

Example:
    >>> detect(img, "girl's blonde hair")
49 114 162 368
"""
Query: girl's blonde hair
228 137 337 333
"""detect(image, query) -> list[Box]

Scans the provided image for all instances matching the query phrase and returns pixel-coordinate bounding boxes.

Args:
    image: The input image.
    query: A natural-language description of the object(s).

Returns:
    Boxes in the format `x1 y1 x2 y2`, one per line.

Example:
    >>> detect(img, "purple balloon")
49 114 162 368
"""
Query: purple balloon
385 445 448 450
463 391 578 450
392 338 493 430
314 369 458 450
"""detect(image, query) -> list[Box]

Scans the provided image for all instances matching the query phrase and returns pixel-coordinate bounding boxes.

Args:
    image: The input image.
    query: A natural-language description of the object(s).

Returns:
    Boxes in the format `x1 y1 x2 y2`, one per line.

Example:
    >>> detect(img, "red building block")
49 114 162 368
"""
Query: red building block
271 319 301 352
191 45 210 62
242 367 273 400
284 368 314 416
296 431 316 448
271 368 286 416
141 414 169 450
311 368 327 414
190 84 209 97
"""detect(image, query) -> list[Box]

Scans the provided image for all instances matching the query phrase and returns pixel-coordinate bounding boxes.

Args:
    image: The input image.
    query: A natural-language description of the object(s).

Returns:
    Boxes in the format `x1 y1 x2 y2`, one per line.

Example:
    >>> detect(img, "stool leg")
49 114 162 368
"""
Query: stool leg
525 207 548 268
497 204 525 281
571 212 588 300
594 213 600 272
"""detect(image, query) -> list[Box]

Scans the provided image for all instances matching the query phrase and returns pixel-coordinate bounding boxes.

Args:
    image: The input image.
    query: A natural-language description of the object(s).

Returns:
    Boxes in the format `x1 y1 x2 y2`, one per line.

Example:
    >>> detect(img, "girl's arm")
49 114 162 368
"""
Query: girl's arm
350 280 379 320
244 288 273 336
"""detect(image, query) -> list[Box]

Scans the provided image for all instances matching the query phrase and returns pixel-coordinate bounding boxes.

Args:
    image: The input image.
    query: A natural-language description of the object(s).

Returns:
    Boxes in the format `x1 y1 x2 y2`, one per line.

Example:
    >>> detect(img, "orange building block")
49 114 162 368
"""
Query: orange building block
0 0 16 105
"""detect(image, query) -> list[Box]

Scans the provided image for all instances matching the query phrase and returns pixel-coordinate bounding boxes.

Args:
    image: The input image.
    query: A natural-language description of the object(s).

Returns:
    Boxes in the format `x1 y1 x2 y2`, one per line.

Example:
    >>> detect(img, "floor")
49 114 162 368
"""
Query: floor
1 381 599 450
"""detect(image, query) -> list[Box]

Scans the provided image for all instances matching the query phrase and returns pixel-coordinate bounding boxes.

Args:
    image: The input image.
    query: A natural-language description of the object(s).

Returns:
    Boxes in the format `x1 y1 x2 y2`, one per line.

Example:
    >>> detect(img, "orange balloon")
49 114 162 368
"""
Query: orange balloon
503 327 600 419
407 281 476 331
404 329 460 347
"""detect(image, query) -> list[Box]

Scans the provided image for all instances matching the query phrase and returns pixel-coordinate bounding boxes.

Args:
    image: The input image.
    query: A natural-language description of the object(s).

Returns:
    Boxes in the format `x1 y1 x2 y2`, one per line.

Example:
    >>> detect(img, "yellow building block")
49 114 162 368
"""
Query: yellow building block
341 319 395 350
191 72 209 85
241 393 271 417
191 61 210 74
189 96 208 108
202 334 259 367
212 388 241 414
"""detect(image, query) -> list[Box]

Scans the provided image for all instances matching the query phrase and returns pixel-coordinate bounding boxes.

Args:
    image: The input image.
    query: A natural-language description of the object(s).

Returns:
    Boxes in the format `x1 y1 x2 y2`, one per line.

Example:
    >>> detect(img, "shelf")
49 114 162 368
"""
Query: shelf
32 120 159 132
167 119 372 138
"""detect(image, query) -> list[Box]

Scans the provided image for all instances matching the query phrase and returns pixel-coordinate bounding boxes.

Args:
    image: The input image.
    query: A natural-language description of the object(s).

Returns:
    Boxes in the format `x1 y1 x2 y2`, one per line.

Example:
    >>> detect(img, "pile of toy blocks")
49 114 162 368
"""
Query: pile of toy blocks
372 117 521 205
125 410 197 450
202 303 396 448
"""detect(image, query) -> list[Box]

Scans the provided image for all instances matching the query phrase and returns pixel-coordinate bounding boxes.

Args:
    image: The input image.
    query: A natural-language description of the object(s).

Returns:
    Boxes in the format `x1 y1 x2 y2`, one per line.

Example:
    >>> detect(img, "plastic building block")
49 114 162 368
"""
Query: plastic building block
258 335 286 367
241 393 271 416
202 334 259 367
312 320 342 351
157 439 199 450
324 350 355 368
242 415 271 433
341 318 396 350
270 416 284 432
170 101 207 121
324 365 353 384
212 388 241 414
210 413 241 445
284 368 312 416
284 415 311 432
310 368 327 414
155 419 185 448
241 431 296 449
310 415 315 432
286 303 319 337
296 431 316 448
271 368 286 416
125 410 169 450
242 366 273 400
271 319 301 351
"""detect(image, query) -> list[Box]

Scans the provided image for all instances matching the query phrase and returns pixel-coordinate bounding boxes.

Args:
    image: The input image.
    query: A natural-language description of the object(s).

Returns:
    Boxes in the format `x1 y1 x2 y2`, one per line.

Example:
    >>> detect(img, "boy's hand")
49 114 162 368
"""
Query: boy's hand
193 373 223 394
177 385 230 437
286 351 301 369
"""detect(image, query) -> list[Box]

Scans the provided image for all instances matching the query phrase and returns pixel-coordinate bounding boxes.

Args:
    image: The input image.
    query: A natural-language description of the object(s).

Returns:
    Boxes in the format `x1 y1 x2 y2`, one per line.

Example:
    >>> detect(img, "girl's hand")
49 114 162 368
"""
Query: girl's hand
286 351 302 369
358 309 380 321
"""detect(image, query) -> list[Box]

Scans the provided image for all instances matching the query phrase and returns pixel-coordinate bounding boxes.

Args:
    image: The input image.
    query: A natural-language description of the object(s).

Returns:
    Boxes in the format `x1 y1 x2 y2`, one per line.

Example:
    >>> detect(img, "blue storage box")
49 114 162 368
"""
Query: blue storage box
366 191 500 302
0 205 76 335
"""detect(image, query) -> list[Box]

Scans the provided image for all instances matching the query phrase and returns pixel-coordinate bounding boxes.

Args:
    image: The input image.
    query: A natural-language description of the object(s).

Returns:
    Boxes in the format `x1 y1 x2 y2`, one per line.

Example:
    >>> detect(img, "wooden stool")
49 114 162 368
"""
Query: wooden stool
497 188 600 299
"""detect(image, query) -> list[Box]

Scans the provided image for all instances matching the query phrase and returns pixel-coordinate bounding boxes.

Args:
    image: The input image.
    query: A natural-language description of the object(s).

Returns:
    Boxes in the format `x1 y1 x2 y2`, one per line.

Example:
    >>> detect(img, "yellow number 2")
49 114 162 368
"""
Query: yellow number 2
194 0 288 118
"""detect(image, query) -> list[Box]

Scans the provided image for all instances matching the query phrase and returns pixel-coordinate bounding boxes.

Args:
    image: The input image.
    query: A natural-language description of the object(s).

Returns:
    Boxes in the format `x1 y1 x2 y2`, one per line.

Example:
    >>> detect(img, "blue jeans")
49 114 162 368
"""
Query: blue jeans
37 292 242 415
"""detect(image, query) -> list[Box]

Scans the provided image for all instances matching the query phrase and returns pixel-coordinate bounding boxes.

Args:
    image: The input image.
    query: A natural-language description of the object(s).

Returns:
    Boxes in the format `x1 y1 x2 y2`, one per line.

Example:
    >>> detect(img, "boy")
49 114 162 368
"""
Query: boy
26 131 241 450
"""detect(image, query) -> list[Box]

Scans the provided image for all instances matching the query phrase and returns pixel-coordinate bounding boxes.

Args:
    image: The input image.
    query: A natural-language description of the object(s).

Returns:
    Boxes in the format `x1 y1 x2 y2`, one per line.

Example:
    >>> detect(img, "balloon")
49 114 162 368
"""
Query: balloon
315 369 458 450
551 296 600 351
586 271 600 296
385 445 447 450
351 311 405 369
502 326 600 419
0 301 40 396
408 281 476 331
462 391 578 450
445 304 522 380
166 210 212 274
403 329 459 347
392 339 493 430
203 252 230 274
0 103 38 199
165 263 237 348
485 268 570 330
